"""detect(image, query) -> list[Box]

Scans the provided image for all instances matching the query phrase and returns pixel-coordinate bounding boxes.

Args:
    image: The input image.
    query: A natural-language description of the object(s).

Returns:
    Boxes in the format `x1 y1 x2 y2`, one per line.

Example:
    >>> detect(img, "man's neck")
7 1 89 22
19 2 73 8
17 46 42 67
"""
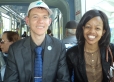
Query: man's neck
31 34 45 46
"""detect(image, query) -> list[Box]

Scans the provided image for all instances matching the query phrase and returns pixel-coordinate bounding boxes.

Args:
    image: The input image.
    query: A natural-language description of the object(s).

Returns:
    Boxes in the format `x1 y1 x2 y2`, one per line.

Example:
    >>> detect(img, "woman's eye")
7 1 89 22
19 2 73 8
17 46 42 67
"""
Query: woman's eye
85 26 90 28
96 27 101 30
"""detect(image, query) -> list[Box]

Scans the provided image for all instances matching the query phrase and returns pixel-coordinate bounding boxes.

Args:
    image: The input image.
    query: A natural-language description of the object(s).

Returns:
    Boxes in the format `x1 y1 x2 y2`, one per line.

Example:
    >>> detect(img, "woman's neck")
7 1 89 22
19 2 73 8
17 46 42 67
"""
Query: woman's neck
84 42 99 53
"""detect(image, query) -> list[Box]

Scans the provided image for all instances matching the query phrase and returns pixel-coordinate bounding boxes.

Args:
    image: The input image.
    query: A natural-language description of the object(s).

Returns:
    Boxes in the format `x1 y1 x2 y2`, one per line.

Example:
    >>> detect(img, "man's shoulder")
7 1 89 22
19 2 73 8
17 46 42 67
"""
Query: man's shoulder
11 36 30 48
46 35 62 44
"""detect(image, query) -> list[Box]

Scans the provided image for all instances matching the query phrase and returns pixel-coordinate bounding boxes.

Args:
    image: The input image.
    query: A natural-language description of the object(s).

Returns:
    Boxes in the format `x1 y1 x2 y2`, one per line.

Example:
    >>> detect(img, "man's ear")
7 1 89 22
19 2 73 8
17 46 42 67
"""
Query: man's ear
25 16 29 26
49 18 52 26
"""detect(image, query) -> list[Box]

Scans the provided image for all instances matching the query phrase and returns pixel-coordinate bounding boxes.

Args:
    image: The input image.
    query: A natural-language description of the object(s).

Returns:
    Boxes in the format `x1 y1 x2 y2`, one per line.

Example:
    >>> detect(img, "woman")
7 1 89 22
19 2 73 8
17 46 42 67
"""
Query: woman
0 31 20 81
1 31 20 53
66 9 114 82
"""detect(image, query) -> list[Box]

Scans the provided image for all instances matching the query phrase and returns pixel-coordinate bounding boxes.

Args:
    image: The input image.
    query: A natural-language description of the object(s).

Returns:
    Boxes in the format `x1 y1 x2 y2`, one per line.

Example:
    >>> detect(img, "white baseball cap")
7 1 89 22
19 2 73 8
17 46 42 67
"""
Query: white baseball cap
27 0 53 16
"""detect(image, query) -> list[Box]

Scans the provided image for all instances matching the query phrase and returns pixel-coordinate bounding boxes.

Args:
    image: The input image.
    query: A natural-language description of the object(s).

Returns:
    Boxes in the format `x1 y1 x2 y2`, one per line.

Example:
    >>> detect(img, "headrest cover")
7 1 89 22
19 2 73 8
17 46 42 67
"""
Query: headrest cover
65 20 78 29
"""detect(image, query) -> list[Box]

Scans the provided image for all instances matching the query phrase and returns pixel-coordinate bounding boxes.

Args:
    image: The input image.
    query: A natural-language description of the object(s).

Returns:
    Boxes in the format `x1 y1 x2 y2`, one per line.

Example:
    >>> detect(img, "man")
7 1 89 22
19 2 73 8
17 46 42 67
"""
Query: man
4 1 70 82
62 20 78 49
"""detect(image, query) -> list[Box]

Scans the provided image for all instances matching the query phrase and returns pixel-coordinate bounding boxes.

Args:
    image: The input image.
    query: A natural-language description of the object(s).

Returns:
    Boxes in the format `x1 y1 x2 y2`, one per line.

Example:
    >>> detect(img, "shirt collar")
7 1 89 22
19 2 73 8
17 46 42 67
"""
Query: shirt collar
30 36 46 51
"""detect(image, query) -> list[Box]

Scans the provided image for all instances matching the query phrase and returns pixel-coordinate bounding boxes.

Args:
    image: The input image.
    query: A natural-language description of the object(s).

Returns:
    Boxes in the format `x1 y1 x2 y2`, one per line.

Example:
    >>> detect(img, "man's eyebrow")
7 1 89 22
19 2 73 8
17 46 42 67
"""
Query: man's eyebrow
31 14 38 16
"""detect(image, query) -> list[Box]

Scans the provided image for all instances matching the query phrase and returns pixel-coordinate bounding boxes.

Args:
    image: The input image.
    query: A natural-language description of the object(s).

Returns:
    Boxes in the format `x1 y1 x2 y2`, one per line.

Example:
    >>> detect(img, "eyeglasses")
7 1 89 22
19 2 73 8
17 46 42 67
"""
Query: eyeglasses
0 40 9 44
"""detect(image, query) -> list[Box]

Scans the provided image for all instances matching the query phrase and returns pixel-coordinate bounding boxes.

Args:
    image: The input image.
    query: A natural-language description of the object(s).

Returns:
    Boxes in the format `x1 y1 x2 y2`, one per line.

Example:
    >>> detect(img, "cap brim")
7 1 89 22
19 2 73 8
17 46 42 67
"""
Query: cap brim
27 7 53 16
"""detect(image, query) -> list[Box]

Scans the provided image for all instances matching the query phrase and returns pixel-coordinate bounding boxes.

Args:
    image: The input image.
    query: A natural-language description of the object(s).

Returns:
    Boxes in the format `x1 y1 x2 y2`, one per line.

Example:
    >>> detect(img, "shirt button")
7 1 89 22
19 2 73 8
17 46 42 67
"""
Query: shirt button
92 66 94 69
92 60 94 62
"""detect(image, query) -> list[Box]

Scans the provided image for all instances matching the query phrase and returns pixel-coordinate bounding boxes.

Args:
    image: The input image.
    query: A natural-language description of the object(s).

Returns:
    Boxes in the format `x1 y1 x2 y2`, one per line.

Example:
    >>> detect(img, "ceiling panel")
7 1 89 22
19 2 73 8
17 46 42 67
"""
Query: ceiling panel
86 0 114 26
0 0 70 29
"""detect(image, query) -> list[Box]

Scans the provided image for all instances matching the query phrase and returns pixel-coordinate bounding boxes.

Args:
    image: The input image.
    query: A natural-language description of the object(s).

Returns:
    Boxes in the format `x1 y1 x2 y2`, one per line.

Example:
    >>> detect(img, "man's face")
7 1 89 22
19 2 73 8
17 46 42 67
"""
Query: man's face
26 7 51 36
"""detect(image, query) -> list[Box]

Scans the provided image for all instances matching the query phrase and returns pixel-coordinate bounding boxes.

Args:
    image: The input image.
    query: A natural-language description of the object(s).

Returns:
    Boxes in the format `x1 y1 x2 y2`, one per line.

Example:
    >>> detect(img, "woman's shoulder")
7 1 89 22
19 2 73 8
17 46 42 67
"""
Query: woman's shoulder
110 43 114 47
67 45 78 51
110 43 114 53
66 45 79 56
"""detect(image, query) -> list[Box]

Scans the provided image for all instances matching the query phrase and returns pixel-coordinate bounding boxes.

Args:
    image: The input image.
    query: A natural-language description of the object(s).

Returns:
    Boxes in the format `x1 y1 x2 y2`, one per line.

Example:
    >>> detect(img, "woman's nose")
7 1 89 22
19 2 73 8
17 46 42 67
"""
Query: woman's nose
89 28 96 33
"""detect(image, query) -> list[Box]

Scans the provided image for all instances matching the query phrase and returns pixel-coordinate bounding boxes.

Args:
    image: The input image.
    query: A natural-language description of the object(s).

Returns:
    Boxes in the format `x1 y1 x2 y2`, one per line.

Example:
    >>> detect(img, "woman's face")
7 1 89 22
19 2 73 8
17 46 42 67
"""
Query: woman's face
1 33 13 53
83 16 105 45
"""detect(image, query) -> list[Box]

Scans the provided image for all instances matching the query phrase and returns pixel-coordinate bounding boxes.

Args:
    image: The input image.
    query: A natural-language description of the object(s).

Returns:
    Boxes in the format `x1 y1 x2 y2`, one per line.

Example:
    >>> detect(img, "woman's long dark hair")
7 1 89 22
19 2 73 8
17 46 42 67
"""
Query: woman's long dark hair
76 9 111 47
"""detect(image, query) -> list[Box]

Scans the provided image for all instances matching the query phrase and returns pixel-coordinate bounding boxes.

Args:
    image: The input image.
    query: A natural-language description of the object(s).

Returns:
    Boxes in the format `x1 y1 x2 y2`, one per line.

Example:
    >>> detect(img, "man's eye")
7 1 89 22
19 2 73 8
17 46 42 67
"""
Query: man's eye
33 16 38 18
44 16 48 19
